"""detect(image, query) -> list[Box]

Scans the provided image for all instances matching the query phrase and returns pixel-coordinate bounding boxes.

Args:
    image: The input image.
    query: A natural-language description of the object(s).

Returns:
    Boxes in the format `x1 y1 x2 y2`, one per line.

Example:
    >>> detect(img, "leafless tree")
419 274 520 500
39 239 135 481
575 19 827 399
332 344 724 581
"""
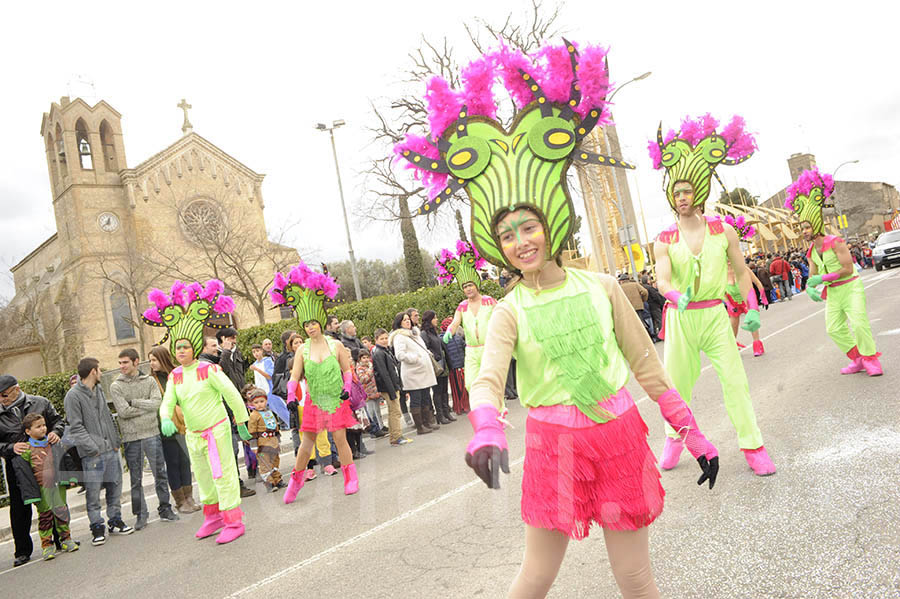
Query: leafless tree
0 280 69 374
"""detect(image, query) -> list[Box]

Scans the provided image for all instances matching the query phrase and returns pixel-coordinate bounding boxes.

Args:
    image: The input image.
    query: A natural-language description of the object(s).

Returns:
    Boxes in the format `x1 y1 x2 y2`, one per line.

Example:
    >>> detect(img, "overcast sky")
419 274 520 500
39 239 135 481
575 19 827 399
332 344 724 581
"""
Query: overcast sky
3 0 897 300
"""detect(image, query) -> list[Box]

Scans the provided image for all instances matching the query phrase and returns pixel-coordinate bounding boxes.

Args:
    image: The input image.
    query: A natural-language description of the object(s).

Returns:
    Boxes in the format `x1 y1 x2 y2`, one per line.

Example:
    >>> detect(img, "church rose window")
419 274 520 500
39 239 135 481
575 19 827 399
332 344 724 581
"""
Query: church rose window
111 291 135 341
181 199 225 245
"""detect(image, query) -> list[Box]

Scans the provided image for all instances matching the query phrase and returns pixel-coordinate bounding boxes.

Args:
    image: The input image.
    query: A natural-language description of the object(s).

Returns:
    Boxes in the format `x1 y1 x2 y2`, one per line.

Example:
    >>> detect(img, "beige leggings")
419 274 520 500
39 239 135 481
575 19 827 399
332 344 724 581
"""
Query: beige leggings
507 525 659 599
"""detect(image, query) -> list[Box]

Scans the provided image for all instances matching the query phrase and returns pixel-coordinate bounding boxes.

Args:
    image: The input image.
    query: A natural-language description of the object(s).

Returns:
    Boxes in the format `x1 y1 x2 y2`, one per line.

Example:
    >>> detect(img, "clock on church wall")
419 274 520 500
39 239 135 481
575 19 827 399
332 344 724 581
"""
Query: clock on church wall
98 212 120 233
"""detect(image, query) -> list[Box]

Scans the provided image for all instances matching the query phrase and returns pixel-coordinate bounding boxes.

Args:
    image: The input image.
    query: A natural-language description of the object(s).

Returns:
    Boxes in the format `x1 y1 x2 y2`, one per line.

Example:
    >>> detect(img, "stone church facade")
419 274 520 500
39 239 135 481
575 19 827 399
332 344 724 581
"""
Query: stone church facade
0 97 297 378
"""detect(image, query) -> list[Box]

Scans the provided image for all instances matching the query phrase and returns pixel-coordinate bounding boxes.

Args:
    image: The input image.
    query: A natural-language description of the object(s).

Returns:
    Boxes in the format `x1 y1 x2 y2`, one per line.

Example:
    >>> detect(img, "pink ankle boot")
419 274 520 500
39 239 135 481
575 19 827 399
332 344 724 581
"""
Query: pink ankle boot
862 354 883 376
841 346 864 374
195 503 224 539
659 437 684 470
753 340 765 357
742 446 776 476
283 469 306 504
215 507 245 544
342 463 359 495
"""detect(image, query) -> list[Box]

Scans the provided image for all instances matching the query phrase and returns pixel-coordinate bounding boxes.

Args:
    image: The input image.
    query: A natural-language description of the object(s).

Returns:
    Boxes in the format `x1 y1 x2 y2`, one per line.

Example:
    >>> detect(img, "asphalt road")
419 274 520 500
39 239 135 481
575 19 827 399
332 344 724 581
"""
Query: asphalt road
3 269 899 598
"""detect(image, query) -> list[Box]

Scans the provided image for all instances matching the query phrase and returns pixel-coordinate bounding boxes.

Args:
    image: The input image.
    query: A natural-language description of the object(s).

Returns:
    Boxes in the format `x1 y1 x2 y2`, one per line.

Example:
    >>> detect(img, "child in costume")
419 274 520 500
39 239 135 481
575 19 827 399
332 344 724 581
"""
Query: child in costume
723 215 768 356
785 168 883 375
441 317 470 414
14 413 79 560
438 241 496 390
144 279 251 544
250 344 290 427
396 40 719 598
269 262 359 503
245 386 287 492
649 114 776 476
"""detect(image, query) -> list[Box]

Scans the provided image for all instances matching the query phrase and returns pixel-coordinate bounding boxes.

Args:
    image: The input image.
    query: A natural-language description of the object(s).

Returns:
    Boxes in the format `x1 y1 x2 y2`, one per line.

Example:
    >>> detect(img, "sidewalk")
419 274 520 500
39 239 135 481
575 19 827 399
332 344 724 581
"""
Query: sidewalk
0 415 420 543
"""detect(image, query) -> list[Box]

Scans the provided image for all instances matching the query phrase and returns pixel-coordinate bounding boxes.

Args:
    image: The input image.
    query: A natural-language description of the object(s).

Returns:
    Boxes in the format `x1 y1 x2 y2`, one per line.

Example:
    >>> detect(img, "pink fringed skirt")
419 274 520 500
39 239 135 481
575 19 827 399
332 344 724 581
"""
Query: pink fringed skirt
724 293 748 317
521 388 664 540
300 397 357 433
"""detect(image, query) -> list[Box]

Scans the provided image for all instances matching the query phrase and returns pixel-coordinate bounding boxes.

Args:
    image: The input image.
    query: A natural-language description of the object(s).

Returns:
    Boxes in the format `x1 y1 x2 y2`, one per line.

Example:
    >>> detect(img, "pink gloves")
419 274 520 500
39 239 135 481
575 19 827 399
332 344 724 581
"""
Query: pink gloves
287 380 299 404
658 389 719 489
465 405 510 489
340 371 353 400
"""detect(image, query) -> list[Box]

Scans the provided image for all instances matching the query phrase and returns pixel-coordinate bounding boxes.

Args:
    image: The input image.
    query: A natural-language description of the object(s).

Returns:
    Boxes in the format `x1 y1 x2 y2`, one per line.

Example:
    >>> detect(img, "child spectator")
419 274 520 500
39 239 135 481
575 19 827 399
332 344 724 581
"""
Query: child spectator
441 317 470 414
353 348 387 438
361 336 374 353
245 387 287 492
250 344 289 428
13 413 79 560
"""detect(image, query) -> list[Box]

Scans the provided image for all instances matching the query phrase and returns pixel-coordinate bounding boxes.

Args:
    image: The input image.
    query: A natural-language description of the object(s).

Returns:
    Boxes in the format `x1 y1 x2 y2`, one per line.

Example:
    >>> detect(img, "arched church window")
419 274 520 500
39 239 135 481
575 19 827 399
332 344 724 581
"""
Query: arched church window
100 120 118 172
75 118 93 170
110 291 135 341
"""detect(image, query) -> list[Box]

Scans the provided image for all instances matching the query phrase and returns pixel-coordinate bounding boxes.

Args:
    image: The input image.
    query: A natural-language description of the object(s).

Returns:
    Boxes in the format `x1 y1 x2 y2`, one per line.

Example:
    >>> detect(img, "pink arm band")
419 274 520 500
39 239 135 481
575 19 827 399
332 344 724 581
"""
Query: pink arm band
466 405 508 456
822 272 841 282
342 370 353 393
657 389 717 460
746 287 759 310
287 380 298 403
663 290 682 304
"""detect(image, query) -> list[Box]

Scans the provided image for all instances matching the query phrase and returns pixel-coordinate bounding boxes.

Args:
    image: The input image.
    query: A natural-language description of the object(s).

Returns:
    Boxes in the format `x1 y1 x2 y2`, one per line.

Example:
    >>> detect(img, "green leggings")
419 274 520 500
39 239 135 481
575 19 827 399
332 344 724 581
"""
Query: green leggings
663 305 764 450
186 419 241 511
825 279 877 356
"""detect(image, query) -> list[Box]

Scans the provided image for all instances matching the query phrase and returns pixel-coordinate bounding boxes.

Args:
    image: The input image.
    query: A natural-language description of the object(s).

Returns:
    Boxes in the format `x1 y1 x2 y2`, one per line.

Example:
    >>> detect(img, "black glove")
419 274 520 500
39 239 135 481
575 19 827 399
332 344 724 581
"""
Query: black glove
339 390 349 401
696 455 719 490
287 400 299 429
464 446 510 490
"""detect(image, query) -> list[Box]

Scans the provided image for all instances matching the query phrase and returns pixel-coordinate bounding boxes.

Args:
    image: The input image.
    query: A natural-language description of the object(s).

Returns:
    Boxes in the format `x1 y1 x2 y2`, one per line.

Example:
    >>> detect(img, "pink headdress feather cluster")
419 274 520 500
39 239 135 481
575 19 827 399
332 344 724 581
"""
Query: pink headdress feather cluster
648 114 757 170
142 279 233 324
724 214 756 241
784 168 835 211
434 240 486 288
268 260 340 306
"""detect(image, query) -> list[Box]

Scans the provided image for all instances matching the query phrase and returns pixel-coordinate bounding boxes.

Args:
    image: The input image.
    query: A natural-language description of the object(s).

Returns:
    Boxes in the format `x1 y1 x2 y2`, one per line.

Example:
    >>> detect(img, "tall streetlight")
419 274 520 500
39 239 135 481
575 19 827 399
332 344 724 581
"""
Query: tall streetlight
316 120 362 302
831 159 859 237
602 71 651 277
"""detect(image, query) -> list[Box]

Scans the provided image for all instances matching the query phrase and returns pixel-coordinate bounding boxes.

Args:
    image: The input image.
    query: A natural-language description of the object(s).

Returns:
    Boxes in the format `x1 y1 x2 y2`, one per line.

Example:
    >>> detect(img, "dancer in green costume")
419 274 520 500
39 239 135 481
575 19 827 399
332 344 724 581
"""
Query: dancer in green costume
439 240 496 390
397 40 720 598
785 168 883 376
650 114 776 476
144 279 251 544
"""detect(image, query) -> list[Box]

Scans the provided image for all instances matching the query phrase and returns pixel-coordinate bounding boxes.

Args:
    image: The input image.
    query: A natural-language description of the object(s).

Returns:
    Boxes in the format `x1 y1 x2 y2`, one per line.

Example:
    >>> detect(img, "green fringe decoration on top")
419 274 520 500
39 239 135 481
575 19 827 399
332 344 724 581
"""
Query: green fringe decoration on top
522 291 617 423
303 341 343 414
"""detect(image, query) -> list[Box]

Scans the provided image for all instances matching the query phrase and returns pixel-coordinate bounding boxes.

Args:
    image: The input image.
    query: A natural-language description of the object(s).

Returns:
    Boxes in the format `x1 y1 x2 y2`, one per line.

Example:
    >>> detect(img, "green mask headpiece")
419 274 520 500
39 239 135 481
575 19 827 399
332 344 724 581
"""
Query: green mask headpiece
784 168 835 236
142 280 235 356
395 40 635 269
435 240 485 290
269 261 340 334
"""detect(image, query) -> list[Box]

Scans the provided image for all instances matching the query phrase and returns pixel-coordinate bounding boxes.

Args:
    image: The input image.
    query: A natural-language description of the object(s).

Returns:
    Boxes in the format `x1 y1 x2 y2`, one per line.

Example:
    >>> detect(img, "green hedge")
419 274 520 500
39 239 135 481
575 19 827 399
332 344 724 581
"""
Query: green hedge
19 371 76 418
238 281 505 351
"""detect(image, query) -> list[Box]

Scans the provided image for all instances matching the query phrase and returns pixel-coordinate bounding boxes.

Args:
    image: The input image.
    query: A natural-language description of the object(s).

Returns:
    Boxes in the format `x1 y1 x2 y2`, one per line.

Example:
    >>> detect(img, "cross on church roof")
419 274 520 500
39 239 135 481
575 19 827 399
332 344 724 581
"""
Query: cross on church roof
178 98 193 135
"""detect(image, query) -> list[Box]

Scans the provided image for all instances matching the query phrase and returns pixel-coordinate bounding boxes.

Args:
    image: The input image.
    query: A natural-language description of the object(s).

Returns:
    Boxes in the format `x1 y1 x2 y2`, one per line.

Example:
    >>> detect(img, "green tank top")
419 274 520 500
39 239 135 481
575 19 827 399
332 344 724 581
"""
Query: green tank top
460 297 495 347
725 282 742 302
506 269 630 423
665 219 729 301
302 337 343 414
809 236 857 285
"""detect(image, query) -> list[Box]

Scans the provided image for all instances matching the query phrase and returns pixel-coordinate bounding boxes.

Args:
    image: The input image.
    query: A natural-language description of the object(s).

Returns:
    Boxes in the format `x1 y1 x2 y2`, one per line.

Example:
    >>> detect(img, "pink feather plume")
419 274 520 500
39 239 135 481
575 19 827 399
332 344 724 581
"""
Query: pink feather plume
200 279 224 302
647 140 663 170
142 307 162 324
213 295 235 315
534 42 574 104
269 288 285 305
574 45 611 119
720 116 757 160
785 168 835 208
461 55 497 119
425 76 463 140
489 43 534 109
169 281 187 309
185 282 203 302
393 134 449 200
148 288 171 311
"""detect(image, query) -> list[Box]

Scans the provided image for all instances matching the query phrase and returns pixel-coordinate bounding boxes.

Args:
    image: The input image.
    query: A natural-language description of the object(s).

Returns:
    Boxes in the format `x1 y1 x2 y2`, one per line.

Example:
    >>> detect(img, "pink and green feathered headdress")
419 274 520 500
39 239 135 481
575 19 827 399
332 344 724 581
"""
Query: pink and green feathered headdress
142 279 235 356
648 114 757 212
393 39 636 269
435 240 486 290
784 167 835 236
269 261 339 332
724 214 756 241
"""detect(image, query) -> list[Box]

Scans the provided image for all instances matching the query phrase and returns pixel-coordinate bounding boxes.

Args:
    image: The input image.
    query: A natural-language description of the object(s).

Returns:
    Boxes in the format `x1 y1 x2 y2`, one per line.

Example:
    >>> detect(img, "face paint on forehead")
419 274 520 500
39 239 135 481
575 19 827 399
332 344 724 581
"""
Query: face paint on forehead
499 209 542 244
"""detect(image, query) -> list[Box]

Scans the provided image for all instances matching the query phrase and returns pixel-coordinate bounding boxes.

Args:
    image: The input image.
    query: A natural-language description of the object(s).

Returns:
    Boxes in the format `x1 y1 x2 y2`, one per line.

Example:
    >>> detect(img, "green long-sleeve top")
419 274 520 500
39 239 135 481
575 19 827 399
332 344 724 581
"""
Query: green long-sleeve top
160 361 249 433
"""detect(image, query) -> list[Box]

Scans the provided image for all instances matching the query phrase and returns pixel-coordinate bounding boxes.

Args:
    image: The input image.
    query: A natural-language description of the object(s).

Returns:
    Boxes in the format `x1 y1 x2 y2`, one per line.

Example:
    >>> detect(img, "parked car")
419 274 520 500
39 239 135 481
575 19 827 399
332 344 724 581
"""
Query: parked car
873 230 900 271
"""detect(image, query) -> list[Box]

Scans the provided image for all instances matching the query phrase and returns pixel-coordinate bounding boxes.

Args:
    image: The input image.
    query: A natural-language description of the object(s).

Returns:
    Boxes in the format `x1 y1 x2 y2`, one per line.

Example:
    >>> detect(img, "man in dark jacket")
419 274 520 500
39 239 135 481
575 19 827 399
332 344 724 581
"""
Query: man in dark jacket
641 276 665 342
217 327 246 391
64 358 134 546
372 328 410 445
338 320 365 354
0 375 66 566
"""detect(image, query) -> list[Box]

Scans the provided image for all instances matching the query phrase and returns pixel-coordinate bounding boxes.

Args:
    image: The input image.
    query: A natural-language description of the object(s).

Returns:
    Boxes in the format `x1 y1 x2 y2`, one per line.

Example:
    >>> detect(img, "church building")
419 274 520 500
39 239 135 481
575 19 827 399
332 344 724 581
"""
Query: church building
0 97 297 378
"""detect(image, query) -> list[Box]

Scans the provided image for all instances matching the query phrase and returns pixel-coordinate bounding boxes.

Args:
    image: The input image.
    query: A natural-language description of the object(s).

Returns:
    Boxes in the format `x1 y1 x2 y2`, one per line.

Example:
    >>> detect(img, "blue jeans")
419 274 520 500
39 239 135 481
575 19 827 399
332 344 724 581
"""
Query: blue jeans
83 450 124 530
123 436 171 517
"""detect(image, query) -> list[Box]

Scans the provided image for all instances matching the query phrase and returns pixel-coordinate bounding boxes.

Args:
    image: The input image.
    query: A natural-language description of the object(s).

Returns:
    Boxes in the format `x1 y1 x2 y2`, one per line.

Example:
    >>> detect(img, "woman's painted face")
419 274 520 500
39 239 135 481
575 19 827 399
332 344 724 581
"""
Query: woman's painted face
496 208 547 273
401 315 411 329
304 321 322 338
148 355 160 372
174 340 194 365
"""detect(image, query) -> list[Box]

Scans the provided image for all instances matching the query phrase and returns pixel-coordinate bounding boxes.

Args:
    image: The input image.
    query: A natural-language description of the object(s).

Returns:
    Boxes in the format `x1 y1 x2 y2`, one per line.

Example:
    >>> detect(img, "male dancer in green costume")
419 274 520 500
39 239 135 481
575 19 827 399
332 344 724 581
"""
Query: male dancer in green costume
144 279 251 544
441 240 497 390
650 114 776 475
786 168 883 376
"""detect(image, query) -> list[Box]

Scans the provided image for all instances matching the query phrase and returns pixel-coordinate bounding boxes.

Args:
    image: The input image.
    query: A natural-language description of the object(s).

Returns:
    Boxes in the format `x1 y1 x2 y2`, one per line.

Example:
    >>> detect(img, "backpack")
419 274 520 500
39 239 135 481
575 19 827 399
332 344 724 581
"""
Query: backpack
348 371 367 411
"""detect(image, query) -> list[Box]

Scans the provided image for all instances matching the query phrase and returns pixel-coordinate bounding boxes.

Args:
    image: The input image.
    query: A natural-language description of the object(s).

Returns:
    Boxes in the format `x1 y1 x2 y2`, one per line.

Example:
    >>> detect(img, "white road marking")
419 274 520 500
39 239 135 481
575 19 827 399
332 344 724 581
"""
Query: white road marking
877 328 900 337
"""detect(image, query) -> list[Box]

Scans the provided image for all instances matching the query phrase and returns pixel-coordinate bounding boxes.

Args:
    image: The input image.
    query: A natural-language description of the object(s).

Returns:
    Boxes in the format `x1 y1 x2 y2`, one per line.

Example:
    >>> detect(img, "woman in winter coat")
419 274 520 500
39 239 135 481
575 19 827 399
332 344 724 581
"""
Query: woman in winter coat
389 311 438 435
420 310 455 424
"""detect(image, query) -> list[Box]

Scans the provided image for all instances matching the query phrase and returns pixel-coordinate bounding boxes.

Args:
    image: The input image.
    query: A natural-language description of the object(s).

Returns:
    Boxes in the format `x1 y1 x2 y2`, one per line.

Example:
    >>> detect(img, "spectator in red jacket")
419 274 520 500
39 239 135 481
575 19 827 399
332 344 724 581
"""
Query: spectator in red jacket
769 254 793 301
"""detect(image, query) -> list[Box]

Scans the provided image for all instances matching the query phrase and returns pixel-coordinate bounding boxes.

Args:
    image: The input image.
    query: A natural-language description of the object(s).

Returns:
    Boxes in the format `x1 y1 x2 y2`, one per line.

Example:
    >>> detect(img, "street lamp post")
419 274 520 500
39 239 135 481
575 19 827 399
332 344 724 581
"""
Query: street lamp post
602 71 651 277
316 120 362 301
831 159 859 238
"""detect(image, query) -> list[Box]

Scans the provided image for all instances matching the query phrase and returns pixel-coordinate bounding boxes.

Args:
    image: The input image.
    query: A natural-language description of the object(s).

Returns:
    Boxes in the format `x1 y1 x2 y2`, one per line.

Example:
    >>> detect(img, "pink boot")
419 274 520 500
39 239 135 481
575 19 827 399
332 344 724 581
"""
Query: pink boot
841 346 864 374
195 503 224 539
862 354 883 376
215 507 245 544
659 437 684 470
283 469 306 504
753 340 765 357
742 446 776 476
342 463 359 495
